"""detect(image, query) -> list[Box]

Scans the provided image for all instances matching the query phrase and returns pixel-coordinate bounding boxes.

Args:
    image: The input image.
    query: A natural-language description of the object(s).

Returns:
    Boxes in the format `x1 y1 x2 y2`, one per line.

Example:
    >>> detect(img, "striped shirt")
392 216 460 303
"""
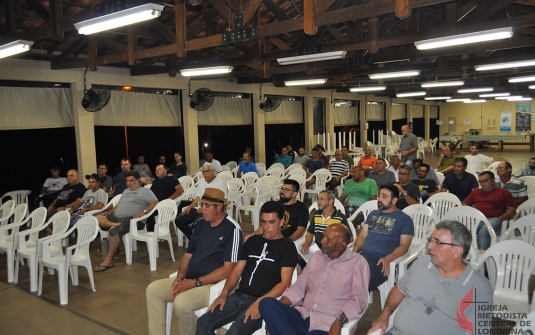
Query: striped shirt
495 176 527 200
307 209 350 248
329 160 349 178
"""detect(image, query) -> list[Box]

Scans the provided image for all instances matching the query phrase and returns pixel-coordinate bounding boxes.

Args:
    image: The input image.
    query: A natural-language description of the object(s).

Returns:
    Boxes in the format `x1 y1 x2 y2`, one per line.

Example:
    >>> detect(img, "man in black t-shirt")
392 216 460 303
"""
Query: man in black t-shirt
196 201 298 335
146 189 243 335
46 169 87 219
247 178 308 241
393 165 421 210
410 163 438 202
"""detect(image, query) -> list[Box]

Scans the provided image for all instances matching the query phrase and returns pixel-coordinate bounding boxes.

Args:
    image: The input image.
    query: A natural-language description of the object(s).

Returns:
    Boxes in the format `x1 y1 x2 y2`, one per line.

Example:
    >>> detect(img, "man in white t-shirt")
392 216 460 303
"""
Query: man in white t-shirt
465 144 503 173
36 166 68 207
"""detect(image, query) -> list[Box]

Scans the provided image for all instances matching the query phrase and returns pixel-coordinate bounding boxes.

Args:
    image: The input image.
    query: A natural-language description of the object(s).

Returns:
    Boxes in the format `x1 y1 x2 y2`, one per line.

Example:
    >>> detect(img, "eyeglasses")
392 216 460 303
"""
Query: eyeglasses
418 169 428 173
318 197 328 201
398 172 410 176
496 167 506 170
426 236 459 247
478 179 492 184
280 187 293 193
200 203 216 208
202 170 212 174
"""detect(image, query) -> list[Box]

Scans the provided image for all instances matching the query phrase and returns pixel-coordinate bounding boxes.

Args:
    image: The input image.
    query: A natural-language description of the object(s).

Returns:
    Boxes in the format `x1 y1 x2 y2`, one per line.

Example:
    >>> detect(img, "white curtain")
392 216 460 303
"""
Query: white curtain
198 97 252 125
334 106 359 125
95 91 181 126
430 106 439 118
412 105 424 118
391 103 407 120
0 87 73 130
265 100 303 124
366 102 384 121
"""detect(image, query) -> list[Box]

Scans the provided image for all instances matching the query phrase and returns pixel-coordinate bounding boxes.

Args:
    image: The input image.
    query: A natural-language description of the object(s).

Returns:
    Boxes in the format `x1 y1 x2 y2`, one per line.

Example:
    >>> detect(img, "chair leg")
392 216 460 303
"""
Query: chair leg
14 254 21 284
29 255 38 292
70 265 79 286
58 266 69 305
6 249 14 283
148 238 157 271
165 302 174 335
123 234 132 265
166 235 176 262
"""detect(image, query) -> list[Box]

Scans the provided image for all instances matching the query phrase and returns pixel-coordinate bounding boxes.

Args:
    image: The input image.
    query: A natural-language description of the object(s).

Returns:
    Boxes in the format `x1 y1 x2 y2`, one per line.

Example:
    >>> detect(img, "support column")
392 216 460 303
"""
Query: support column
325 98 335 151
72 82 96 185
252 93 266 164
424 104 431 140
304 95 314 153
385 100 393 134
360 99 367 147
182 94 199 172
407 102 413 127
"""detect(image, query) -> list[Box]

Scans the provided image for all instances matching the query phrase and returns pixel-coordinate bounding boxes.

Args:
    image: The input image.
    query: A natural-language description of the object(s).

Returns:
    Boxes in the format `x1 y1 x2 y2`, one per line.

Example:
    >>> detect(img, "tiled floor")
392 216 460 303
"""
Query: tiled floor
0 148 532 335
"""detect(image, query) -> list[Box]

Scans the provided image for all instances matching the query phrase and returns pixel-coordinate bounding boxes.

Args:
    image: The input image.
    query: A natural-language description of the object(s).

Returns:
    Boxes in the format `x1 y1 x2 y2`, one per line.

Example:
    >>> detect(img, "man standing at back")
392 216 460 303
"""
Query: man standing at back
369 158 396 188
395 125 418 165
440 157 479 202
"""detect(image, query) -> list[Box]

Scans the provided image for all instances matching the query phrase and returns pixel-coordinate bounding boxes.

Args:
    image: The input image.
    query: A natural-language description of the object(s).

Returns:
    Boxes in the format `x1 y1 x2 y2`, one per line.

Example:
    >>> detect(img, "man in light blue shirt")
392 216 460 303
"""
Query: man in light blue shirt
238 151 259 177
275 147 292 168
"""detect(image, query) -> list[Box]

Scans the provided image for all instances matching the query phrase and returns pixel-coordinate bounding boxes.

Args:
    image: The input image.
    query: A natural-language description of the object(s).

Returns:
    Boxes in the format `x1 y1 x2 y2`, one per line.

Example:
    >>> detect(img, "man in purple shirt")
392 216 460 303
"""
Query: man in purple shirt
259 224 369 335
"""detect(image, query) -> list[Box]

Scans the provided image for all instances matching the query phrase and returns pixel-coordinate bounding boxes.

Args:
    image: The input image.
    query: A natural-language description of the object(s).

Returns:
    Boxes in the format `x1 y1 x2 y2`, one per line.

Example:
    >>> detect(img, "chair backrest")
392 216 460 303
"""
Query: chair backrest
23 207 47 240
221 165 230 172
442 206 496 249
348 200 378 222
265 167 284 180
71 216 99 255
0 200 15 220
484 161 500 176
501 215 535 245
241 172 259 191
216 171 233 184
435 171 445 189
257 166 266 177
108 194 122 209
465 167 478 181
423 192 461 219
512 310 535 333
255 162 266 170
308 199 346 215
252 181 273 203
312 169 332 189
286 163 303 173
515 197 535 218
192 170 204 186
144 184 152 188
402 204 440 240
288 168 306 179
518 176 535 199
11 203 28 224
1 190 31 206
49 211 71 235
178 175 195 190
154 200 178 231
268 162 284 171
225 161 238 170
175 187 198 206
226 178 244 203
260 175 281 186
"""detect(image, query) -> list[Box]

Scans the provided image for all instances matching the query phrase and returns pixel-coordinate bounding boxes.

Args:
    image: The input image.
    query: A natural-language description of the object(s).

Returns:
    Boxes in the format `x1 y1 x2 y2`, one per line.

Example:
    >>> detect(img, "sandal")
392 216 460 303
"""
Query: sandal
94 264 114 272
108 224 123 236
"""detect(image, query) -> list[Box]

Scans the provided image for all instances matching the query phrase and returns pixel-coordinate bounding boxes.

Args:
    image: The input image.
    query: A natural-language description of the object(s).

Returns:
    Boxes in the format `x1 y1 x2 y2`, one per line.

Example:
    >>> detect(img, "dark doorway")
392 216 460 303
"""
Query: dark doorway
412 118 425 138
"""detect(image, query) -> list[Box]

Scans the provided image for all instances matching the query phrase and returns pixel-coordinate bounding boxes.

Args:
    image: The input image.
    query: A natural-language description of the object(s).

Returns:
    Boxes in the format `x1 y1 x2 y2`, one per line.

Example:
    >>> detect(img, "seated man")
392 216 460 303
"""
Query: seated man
275 146 292 168
287 144 297 160
239 147 255 163
46 169 87 219
440 157 479 202
368 221 493 335
327 150 350 191
465 144 503 173
96 162 113 193
462 171 516 250
238 151 258 177
495 161 527 206
410 158 440 186
314 144 330 168
157 155 169 170
387 155 402 182
203 150 222 174
146 188 243 335
67 174 108 227
520 157 535 176
113 157 132 196
304 147 325 188
95 171 158 271
259 224 369 335
353 184 413 292
168 151 188 179
341 145 354 167
134 155 155 180
195 201 297 335
369 158 396 188
436 146 457 175
357 147 377 175
293 146 310 166
338 166 378 216
35 166 67 207
410 163 439 202
393 165 420 210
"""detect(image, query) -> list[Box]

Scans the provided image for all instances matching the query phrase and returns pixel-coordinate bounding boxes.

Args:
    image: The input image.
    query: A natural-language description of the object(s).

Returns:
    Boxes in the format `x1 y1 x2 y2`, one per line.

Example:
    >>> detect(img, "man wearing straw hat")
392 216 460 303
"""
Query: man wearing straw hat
146 188 243 335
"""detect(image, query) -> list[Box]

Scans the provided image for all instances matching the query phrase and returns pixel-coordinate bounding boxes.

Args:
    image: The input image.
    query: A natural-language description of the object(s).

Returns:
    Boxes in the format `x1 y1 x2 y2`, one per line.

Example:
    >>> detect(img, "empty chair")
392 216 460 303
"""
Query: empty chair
178 175 194 191
515 197 535 218
0 200 15 226
255 162 266 171
423 192 461 219
0 204 32 282
0 190 31 207
288 168 306 179
435 171 445 189
384 145 395 161
265 166 284 180
235 181 272 230
268 162 284 171
127 199 178 271
241 172 259 191
501 215 535 246
285 163 303 176
429 137 438 153
221 165 230 172
303 169 332 203
465 167 478 181
226 178 244 216
519 176 535 199
173 187 198 247
225 161 238 170
259 175 283 201
216 171 233 184
417 141 427 159
38 216 99 305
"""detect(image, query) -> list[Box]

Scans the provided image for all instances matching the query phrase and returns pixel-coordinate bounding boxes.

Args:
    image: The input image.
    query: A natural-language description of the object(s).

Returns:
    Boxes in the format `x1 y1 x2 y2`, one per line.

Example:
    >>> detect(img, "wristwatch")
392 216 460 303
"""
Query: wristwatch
338 316 348 325
403 191 408 196
195 278 203 287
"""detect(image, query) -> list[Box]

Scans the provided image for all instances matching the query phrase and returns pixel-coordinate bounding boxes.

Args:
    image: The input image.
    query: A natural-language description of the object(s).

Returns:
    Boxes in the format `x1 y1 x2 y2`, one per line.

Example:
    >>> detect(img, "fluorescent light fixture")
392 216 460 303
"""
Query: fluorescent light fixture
508 75 535 83
475 59 535 71
479 93 510 98
284 79 328 86
508 97 532 101
414 27 513 50
74 3 164 35
464 99 486 103
369 70 420 80
530 85 535 89
496 95 522 100
349 86 387 92
446 98 470 102
421 81 464 88
0 40 35 59
457 87 493 93
277 51 347 65
180 65 233 77
424 96 452 100
396 91 426 98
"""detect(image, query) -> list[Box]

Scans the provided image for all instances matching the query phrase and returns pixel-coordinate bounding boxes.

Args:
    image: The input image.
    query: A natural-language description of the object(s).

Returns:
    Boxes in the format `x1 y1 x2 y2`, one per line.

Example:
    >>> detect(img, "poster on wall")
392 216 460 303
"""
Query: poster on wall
516 102 533 129
516 112 531 132
500 111 512 132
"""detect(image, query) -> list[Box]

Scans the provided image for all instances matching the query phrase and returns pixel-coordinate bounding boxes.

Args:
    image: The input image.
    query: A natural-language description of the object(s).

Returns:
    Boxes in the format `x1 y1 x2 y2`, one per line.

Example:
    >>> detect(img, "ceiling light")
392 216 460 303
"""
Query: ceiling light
457 87 493 93
496 95 522 100
421 81 464 88
284 79 328 86
414 27 513 50
508 97 532 101
0 40 35 59
349 86 387 92
446 98 470 102
508 75 535 83
479 93 510 98
475 59 535 71
180 65 233 76
369 70 420 80
277 51 347 65
424 96 452 100
530 85 535 89
396 91 426 98
464 99 486 103
74 3 164 35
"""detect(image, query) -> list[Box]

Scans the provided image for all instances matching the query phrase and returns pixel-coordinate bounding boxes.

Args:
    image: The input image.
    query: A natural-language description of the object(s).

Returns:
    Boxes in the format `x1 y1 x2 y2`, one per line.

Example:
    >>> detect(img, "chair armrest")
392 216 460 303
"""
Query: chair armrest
84 208 106 217
14 221 52 250
208 279 227 306
130 210 155 235
0 220 27 243
37 226 74 258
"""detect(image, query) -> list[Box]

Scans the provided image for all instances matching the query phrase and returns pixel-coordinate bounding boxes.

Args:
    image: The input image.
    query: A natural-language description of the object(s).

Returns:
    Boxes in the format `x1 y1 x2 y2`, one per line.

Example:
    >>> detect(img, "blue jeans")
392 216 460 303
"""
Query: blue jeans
476 217 502 250
195 292 262 335
258 298 328 335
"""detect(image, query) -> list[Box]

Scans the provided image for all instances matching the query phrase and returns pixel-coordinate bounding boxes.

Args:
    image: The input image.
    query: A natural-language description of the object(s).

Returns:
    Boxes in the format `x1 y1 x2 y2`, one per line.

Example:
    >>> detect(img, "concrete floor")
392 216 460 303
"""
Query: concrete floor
0 148 531 335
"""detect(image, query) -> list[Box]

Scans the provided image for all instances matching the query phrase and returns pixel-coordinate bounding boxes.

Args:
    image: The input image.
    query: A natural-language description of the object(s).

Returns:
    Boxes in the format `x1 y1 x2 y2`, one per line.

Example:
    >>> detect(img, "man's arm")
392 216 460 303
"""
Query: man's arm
499 207 516 222
436 154 444 169
352 224 368 252
289 226 305 241
40 186 48 194
367 285 406 335
376 235 412 277
133 199 159 219
168 185 184 200
300 232 315 254
207 260 246 312
515 196 528 206
338 193 348 204
78 202 104 215
173 257 235 299
370 194 377 201
69 198 83 211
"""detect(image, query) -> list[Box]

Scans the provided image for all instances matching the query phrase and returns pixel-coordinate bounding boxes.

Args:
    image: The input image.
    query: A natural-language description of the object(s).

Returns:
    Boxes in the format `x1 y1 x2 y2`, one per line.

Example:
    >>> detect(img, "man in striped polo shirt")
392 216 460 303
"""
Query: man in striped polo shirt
495 161 527 206
327 149 350 191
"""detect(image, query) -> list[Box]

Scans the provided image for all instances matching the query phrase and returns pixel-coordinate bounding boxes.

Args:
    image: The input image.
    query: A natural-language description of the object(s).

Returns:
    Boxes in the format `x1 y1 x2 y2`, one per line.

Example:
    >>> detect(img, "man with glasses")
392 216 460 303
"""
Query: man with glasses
368 220 492 335
410 163 439 202
387 155 402 182
463 171 516 250
393 165 420 210
495 161 527 206
96 162 113 193
147 188 243 335
175 163 228 239
327 149 350 191
440 157 479 202
369 158 396 188
353 184 413 292
247 179 308 241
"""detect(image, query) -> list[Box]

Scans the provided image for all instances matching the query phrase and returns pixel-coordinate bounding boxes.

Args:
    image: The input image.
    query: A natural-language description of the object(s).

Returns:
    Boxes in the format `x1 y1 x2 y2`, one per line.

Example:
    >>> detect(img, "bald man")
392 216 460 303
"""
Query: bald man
46 169 87 219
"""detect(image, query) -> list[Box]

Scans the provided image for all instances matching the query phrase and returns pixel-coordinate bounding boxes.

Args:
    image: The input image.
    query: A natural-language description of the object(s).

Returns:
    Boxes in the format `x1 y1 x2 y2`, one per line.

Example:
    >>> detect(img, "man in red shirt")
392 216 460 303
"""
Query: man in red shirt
462 171 516 250
357 147 377 176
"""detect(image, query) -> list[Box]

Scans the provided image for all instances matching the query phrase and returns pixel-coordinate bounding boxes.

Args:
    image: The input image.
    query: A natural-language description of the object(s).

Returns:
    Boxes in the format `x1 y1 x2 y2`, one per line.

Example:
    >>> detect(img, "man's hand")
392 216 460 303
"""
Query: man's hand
100 211 109 217
170 277 184 300
207 294 227 313
392 183 404 195
243 299 261 322
327 318 343 335
133 211 146 219
300 244 310 255
78 208 87 215
377 257 390 276
180 207 191 216
171 278 195 298
367 314 389 335
57 206 65 211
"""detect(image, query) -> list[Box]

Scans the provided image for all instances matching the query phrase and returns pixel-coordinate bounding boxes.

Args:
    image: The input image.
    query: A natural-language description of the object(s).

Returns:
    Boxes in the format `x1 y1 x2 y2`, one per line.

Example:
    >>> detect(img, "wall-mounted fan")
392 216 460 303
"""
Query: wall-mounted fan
259 97 281 112
190 88 214 111
82 88 111 112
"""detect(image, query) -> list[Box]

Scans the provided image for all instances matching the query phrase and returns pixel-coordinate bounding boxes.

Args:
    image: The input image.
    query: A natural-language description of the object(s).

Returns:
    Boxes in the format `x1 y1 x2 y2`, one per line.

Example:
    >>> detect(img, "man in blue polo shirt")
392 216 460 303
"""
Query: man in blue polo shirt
275 146 292 168
440 157 478 202
238 151 258 177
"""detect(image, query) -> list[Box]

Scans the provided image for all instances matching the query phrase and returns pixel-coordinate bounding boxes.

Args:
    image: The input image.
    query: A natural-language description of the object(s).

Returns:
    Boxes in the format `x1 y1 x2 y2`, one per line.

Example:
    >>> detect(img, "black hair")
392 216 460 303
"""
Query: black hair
260 201 285 220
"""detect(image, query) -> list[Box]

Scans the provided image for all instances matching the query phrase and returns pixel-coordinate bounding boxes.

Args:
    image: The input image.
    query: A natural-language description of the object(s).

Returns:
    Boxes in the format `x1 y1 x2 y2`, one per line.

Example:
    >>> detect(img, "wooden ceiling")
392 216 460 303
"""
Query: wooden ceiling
2 0 535 99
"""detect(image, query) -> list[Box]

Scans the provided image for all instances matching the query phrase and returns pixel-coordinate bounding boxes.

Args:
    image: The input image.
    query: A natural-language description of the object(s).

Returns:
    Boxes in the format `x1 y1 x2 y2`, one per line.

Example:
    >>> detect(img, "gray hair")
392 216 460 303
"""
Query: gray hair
319 190 337 205
202 162 215 171
399 164 411 173
435 220 472 259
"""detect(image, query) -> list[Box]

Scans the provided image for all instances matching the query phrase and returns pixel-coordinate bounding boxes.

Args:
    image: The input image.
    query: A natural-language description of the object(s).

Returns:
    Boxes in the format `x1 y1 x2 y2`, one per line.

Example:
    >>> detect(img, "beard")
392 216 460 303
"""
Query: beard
378 201 392 211
279 195 292 203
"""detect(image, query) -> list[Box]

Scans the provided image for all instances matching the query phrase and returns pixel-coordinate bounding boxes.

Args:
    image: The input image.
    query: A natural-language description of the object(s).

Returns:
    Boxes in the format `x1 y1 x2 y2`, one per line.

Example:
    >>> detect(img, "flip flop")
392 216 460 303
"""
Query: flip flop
94 264 114 272
108 224 123 236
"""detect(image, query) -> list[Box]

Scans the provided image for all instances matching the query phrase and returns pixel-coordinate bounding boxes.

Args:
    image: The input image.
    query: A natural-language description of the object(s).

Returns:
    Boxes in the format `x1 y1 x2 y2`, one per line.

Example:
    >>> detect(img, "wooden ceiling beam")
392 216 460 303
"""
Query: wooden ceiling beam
63 0 82 16
50 0 63 41
289 0 302 16
327 26 350 43
262 0 290 21
269 36 291 50
148 20 176 43
243 0 263 25
396 0 410 19
95 36 128 53
316 0 337 13
53 35 87 62
463 0 514 23
176 0 187 57
368 17 379 54
207 0 234 28
25 0 51 22
87 36 97 71
127 26 138 66
4 0 17 39
304 0 318 35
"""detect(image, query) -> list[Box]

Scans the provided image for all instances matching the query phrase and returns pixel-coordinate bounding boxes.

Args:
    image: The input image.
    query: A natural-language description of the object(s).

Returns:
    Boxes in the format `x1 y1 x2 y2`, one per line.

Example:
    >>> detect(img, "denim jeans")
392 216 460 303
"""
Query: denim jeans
476 217 502 250
258 297 328 335
195 291 263 335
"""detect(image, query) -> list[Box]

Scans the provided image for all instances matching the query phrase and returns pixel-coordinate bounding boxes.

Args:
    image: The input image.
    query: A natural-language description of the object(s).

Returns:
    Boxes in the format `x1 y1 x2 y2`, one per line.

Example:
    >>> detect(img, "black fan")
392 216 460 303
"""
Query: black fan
259 97 281 112
82 88 111 112
190 88 214 111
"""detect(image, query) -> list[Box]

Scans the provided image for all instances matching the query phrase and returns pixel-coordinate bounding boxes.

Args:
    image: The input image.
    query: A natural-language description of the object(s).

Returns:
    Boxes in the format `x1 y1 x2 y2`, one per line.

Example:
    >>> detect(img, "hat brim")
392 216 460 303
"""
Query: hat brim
196 195 230 206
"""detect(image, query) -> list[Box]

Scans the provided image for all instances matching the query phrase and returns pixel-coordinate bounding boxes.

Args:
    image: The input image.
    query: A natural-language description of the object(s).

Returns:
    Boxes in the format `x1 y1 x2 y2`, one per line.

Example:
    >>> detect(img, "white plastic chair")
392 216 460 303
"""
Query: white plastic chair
0 190 31 208
255 162 266 171
226 178 244 219
257 166 266 177
225 161 238 170
288 174 306 202
512 310 535 333
0 204 31 282
308 199 346 215
288 168 306 179
519 176 535 199
221 165 230 172
423 192 461 219
303 169 332 203
173 187 198 247
465 167 478 182
15 210 70 292
384 145 395 161
192 170 204 187
128 199 178 271
417 141 427 159
217 171 233 184
178 175 194 191
235 181 273 230
268 162 284 171
435 171 445 189
38 216 99 305
259 175 283 202
472 240 535 319
265 166 284 180
501 215 535 246
84 194 122 244
241 172 259 191
0 200 15 226
484 161 501 176
285 163 303 176
144 184 152 189
347 200 378 226
430 137 438 153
